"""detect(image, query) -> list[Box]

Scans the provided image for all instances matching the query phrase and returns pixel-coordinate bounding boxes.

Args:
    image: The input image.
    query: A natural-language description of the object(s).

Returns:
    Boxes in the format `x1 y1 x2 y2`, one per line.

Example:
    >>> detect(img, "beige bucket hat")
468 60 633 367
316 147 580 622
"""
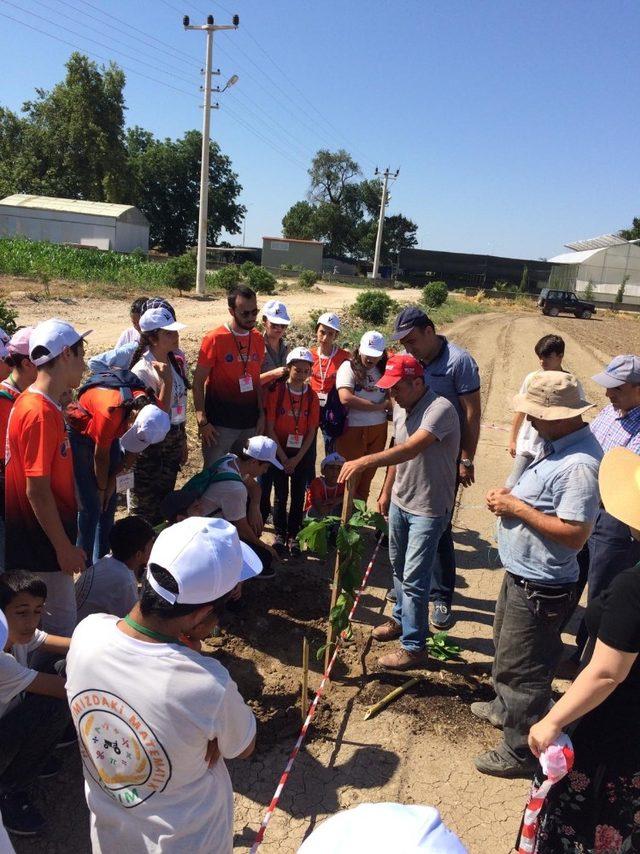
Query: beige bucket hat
513 371 594 420
599 447 640 531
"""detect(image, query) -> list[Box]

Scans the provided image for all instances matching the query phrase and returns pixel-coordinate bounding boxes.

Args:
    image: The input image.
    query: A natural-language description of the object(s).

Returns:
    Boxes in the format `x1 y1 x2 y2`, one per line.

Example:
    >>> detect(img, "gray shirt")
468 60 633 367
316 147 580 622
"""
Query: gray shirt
261 336 289 373
391 390 460 518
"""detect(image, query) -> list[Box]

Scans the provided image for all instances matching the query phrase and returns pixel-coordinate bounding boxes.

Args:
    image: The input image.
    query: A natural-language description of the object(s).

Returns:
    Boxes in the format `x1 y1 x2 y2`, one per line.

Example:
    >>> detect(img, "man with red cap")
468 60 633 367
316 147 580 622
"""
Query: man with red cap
339 354 460 669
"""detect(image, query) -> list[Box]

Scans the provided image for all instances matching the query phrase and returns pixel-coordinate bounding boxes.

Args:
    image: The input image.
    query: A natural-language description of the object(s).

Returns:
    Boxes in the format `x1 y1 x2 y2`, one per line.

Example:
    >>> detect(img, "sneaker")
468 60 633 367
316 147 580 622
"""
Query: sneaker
56 720 77 749
0 791 46 836
385 587 397 603
371 620 402 642
470 701 503 729
273 535 287 557
474 749 537 778
430 601 454 630
37 755 62 779
288 539 301 558
378 647 428 671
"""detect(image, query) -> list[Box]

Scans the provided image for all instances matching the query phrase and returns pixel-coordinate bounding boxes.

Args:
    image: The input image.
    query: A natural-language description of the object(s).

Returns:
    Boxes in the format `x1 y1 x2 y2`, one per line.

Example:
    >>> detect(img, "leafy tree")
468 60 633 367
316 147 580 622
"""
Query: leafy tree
615 274 630 305
423 281 448 308
126 127 245 254
163 253 196 293
583 280 594 300
619 217 640 241
307 149 361 204
282 201 317 241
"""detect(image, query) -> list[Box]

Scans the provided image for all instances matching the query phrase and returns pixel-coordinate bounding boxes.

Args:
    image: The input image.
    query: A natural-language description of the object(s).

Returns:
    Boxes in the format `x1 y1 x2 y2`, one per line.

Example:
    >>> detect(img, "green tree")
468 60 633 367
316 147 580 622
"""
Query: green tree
308 149 361 204
126 127 245 254
282 201 317 241
619 217 640 241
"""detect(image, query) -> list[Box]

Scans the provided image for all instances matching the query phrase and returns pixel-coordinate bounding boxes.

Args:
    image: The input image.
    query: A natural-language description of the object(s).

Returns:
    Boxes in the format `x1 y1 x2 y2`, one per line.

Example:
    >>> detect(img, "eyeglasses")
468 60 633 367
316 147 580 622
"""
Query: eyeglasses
237 308 259 318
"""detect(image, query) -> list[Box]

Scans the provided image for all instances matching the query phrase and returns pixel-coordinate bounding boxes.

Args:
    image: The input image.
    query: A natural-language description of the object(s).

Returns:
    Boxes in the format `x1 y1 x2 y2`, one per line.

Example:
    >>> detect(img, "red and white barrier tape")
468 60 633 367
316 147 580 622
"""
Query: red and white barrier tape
250 536 383 853
518 735 574 853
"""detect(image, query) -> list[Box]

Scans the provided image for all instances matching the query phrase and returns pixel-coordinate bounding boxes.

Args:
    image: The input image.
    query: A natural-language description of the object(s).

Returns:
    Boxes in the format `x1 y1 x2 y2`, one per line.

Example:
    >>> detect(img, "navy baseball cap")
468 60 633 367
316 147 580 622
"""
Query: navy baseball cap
391 307 432 340
592 355 640 388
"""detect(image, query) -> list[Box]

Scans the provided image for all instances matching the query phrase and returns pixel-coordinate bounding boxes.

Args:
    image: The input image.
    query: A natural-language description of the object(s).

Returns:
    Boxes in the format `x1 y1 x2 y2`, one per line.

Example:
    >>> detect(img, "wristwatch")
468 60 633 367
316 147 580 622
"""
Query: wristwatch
460 458 474 468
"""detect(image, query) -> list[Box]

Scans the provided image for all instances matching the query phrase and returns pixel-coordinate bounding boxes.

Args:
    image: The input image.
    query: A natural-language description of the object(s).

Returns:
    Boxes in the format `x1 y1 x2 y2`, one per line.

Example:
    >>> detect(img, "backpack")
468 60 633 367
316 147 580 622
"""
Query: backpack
181 454 244 497
67 369 149 434
321 385 348 439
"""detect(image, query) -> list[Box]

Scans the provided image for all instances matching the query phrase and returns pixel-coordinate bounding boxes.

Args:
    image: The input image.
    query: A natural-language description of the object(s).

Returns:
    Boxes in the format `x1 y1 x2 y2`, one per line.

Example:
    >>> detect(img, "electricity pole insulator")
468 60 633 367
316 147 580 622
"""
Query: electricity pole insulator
371 167 399 281
184 15 240 295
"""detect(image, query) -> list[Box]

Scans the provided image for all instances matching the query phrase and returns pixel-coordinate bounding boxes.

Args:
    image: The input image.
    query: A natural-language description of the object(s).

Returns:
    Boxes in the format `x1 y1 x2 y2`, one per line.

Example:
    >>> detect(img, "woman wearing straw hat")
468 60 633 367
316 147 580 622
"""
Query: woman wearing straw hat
518 446 640 851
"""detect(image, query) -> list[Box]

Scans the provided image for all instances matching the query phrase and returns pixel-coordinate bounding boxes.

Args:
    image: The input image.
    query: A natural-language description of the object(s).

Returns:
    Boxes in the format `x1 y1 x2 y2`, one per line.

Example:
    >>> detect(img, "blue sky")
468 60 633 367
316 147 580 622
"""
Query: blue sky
1 0 638 259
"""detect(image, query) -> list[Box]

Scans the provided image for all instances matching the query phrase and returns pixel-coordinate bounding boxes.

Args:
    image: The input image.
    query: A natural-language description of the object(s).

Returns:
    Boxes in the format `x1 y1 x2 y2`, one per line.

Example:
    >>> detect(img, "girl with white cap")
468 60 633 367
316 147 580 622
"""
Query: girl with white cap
129 305 190 524
310 312 349 454
335 330 390 503
260 299 291 389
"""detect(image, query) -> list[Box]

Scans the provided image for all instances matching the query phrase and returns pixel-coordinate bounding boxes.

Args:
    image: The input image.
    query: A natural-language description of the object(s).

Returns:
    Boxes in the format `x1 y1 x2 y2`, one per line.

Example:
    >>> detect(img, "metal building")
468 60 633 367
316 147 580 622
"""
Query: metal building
0 194 149 253
398 248 552 290
549 235 640 305
261 236 323 273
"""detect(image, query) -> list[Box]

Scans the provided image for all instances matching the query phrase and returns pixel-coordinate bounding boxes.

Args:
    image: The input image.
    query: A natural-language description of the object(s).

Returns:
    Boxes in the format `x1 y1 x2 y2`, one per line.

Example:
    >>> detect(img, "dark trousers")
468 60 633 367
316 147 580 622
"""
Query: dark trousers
575 509 640 652
259 469 274 523
489 573 576 762
273 447 315 539
0 693 70 792
430 516 456 606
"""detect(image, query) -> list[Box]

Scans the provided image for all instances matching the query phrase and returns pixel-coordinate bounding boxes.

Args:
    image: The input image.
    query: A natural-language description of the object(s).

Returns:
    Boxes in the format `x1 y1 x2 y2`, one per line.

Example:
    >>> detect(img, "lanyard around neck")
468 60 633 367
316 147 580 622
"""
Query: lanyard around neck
317 346 337 388
228 324 252 375
287 384 306 434
123 614 183 645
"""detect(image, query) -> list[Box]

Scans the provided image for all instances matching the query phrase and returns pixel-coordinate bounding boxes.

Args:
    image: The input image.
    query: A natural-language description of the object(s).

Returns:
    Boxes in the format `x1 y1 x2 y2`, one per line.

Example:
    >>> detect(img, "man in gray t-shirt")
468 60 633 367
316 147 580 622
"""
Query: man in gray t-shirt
339 355 460 670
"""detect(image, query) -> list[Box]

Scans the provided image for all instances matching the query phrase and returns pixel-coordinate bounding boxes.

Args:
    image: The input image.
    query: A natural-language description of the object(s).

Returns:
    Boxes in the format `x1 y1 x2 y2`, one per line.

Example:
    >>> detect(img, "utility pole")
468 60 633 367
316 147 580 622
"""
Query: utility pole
371 167 399 281
184 14 239 295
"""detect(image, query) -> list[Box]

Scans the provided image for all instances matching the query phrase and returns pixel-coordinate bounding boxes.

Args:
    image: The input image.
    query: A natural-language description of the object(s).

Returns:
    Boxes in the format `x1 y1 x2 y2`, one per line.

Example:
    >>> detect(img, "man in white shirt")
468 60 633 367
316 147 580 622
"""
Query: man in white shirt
65 517 260 853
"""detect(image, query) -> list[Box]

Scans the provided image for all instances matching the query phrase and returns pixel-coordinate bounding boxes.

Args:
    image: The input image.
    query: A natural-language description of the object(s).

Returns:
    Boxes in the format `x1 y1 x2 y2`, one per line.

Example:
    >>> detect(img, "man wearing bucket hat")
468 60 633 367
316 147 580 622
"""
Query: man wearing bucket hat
571 355 640 658
5 320 90 635
475 372 602 778
65 517 259 853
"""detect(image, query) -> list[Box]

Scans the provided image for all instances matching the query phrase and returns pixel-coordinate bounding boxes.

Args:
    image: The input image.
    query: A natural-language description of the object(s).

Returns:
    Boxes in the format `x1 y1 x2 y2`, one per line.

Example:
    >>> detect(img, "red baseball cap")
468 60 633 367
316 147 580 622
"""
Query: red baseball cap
376 354 423 389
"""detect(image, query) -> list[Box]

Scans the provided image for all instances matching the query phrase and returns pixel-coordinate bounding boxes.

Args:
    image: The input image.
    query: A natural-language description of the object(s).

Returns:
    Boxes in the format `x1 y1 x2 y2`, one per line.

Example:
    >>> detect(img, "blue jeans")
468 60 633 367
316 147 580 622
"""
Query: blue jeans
389 502 448 653
69 429 119 565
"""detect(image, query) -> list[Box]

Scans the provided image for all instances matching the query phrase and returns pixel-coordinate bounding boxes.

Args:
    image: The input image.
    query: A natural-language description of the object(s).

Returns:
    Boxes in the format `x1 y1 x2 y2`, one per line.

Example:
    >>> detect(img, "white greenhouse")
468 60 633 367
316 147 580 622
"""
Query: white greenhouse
549 235 640 306
0 194 149 253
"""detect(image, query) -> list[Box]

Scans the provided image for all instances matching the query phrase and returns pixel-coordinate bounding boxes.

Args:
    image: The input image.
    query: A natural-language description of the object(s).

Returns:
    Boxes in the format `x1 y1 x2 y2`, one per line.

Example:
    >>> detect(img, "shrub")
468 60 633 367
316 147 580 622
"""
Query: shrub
352 290 397 326
240 260 257 278
247 265 276 294
298 269 319 289
584 280 594 301
0 299 18 335
422 281 449 308
162 253 196 292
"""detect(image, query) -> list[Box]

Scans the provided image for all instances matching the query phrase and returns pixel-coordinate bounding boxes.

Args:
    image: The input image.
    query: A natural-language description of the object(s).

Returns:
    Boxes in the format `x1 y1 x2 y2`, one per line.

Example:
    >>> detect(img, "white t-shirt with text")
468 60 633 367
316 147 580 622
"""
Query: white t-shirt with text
0 628 47 719
66 614 256 854
335 361 387 428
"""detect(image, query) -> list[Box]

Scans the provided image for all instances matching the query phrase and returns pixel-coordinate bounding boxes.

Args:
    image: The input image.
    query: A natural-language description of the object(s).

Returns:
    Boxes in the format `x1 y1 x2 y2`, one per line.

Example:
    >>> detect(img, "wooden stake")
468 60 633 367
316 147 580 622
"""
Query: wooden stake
301 636 309 722
363 676 422 721
325 477 355 674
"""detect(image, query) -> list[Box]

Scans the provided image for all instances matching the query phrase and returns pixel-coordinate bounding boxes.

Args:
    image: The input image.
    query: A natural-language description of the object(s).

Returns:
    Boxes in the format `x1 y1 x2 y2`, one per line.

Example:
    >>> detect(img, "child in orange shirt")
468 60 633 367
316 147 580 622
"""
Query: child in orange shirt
305 453 345 518
265 347 319 557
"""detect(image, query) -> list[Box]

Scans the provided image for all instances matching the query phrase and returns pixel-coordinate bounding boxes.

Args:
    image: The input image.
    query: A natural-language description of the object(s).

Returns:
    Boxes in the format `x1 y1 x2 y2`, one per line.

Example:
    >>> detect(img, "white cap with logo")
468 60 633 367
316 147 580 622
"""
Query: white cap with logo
245 435 283 470
120 404 171 454
287 346 314 365
262 300 291 325
147 517 262 604
29 319 92 367
139 306 186 333
317 312 341 333
359 330 386 358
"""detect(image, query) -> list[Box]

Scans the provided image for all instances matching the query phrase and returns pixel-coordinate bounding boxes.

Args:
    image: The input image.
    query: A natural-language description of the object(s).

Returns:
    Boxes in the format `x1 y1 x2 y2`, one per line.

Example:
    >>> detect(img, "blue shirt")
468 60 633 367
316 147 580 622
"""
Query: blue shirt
590 404 640 454
422 337 480 426
497 425 602 584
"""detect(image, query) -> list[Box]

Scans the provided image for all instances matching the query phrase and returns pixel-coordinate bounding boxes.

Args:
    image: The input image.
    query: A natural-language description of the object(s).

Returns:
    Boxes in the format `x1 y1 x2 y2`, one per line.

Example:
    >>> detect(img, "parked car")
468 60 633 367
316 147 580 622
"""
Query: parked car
538 289 596 319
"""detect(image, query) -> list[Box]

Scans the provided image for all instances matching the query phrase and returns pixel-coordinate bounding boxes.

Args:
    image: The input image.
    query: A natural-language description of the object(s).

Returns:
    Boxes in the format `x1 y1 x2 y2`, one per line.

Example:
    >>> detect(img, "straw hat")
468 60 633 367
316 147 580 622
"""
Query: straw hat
513 371 594 421
598 447 640 531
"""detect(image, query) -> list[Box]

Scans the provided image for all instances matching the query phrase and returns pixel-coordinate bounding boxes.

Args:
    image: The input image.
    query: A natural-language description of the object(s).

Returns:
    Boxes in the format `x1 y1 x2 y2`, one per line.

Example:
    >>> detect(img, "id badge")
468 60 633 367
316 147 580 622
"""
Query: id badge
239 375 254 393
318 392 328 407
116 471 135 493
171 404 184 421
286 433 303 449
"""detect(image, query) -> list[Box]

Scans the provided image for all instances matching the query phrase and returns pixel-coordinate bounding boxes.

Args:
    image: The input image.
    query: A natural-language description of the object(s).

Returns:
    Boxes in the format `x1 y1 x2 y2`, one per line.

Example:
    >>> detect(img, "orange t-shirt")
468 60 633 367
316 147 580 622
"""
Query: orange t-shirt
265 383 320 451
76 387 136 449
0 379 21 458
197 325 265 429
5 389 77 572
304 476 345 512
310 347 350 397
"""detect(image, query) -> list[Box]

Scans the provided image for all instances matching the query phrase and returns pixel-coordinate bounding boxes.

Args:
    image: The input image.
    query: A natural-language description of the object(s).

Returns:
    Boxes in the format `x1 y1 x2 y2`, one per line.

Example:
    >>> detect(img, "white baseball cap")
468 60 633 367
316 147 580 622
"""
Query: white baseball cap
245 435 284 470
317 312 341 332
139 306 186 333
287 346 314 365
147 517 262 605
263 300 291 326
29 319 92 367
0 610 7 650
120 404 171 454
298 803 467 854
321 452 345 470
360 330 386 358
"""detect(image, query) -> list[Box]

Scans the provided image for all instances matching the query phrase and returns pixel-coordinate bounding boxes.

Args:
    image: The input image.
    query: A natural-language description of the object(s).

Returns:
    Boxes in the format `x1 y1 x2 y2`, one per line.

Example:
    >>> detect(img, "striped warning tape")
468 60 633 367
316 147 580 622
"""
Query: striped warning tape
249 536 383 853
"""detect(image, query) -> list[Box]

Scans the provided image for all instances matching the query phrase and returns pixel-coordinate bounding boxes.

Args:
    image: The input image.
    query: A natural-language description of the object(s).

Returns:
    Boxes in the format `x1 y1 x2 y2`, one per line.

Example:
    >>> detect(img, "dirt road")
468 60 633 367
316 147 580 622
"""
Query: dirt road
13 307 635 854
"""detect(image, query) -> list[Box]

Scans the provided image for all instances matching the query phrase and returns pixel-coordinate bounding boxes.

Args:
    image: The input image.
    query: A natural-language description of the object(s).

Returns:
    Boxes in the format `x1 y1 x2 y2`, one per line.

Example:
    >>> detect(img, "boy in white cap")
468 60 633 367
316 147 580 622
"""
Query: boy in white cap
66 517 259 854
305 452 345 518
5 319 89 635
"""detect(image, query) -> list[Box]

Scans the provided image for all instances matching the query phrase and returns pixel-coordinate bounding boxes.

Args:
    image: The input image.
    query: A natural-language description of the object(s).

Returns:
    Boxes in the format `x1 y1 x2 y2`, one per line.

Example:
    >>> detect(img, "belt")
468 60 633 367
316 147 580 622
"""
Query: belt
507 572 575 593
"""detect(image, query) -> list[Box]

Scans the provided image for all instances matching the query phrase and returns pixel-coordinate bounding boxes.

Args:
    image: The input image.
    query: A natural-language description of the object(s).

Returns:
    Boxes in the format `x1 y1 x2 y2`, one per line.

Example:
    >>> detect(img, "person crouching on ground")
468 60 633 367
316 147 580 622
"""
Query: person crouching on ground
339 354 460 670
474 371 602 778
65 517 259 853
305 452 345 519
